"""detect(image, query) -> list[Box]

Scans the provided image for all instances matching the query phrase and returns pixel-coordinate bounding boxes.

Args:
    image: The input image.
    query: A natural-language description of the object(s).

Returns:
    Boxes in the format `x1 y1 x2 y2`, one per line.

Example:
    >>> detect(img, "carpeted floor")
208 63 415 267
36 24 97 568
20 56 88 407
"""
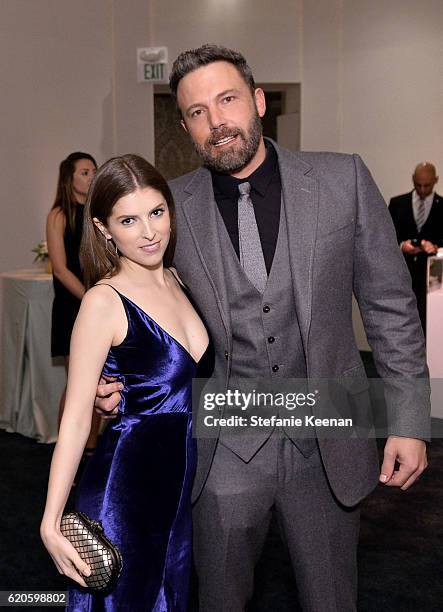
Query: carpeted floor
1 430 441 611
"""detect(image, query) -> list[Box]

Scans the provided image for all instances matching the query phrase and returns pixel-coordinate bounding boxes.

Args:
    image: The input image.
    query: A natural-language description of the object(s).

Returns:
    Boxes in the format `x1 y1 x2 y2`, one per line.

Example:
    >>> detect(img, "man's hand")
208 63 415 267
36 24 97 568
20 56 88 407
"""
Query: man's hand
94 376 122 419
379 436 427 490
400 240 423 255
420 239 438 255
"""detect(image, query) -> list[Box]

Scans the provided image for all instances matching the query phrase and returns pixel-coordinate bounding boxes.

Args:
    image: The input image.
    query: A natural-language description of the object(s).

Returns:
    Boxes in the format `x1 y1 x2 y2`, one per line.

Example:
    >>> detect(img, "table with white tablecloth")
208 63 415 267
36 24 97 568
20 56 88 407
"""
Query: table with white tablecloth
0 269 66 443
427 256 443 420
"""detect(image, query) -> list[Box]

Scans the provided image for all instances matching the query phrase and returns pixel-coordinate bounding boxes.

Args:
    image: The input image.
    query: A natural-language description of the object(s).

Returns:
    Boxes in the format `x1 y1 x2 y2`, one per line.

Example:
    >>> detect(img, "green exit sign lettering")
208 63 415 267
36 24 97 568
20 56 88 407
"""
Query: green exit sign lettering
137 47 168 83
143 62 166 81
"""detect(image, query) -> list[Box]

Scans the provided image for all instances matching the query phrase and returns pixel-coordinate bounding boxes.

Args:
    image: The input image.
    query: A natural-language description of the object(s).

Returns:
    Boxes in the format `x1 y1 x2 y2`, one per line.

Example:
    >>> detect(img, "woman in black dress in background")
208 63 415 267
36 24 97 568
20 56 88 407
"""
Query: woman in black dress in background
46 152 100 457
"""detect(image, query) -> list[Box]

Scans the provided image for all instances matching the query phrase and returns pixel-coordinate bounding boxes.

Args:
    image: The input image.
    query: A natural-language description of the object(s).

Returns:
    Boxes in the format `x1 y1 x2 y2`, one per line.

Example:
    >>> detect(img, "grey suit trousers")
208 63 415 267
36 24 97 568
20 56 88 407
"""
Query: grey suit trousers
193 433 360 612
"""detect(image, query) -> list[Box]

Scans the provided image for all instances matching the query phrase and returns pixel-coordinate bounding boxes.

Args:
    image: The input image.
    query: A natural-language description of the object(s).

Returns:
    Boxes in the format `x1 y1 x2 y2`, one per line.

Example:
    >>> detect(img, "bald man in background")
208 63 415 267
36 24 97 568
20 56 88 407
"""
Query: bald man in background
389 163 443 332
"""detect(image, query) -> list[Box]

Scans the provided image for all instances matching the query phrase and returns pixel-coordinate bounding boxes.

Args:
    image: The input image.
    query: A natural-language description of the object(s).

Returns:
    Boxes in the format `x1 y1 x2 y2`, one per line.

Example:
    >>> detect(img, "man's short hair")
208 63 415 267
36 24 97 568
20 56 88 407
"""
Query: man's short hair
169 44 256 100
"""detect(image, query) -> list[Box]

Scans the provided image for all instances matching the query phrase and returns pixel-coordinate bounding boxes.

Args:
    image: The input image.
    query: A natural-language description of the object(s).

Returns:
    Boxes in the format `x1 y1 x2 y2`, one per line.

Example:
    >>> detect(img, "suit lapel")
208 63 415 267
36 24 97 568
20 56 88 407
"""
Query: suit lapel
179 144 320 351
180 167 231 340
275 145 319 347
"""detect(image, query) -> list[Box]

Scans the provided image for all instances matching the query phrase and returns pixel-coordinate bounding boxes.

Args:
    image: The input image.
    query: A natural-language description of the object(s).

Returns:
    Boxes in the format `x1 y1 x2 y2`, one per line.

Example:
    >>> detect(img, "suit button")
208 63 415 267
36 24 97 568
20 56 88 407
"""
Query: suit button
268 336 275 344
272 365 279 372
263 305 271 313
224 350 229 360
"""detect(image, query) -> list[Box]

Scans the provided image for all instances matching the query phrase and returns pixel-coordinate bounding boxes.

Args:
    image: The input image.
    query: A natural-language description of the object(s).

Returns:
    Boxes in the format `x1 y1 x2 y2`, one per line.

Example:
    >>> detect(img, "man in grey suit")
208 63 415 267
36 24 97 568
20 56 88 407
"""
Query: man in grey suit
96 45 429 611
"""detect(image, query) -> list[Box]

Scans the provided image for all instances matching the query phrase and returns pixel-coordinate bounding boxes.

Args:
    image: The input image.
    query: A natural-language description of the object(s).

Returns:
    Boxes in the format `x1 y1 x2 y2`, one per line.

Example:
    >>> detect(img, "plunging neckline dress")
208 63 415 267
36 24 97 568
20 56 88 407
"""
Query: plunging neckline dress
67 285 213 611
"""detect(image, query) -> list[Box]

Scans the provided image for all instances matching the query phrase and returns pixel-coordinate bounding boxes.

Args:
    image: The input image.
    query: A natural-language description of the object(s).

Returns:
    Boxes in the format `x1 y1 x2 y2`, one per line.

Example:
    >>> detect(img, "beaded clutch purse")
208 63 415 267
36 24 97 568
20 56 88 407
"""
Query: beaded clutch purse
60 511 123 593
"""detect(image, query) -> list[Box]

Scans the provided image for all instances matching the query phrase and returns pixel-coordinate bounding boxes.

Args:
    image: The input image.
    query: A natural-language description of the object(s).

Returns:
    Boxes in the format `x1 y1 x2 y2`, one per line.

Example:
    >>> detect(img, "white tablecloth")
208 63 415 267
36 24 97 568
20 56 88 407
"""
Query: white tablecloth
0 269 66 442
427 288 443 419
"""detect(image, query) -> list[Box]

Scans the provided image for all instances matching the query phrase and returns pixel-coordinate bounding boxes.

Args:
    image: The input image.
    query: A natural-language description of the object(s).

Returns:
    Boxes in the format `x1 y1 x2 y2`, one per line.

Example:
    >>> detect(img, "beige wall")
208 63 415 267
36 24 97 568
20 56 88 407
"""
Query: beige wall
1 0 110 271
341 0 443 198
0 0 153 273
150 0 302 84
301 0 443 197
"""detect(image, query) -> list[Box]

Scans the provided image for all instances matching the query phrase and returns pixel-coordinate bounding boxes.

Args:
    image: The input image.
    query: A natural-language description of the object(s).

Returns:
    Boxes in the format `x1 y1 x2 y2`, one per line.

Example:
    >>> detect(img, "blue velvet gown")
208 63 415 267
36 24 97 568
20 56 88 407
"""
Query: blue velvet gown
67 287 211 611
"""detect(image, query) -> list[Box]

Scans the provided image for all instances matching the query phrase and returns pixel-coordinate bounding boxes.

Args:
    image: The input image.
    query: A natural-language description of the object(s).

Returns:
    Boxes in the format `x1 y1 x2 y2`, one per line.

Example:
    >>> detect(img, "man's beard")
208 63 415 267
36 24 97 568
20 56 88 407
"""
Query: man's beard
193 111 263 174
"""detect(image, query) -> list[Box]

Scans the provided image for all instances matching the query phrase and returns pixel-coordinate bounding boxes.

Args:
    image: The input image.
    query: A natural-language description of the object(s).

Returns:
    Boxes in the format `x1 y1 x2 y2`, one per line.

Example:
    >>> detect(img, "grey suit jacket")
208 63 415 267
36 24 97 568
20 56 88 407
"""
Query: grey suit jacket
169 140 430 507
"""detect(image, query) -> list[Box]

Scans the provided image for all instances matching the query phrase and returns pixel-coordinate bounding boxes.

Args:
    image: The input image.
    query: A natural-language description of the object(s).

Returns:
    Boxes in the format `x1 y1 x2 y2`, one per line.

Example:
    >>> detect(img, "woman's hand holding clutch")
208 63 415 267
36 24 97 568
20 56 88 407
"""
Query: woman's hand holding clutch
40 522 91 587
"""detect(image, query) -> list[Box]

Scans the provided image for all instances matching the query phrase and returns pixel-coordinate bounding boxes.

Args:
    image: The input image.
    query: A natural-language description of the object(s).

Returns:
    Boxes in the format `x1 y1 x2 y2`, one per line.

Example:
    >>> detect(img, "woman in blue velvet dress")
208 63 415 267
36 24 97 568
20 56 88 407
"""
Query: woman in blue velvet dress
41 154 211 611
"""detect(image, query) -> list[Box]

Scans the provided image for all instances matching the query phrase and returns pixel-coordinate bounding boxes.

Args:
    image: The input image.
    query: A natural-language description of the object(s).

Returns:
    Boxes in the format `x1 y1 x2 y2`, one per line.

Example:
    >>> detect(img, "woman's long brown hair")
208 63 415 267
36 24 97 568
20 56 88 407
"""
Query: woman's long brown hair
51 152 97 231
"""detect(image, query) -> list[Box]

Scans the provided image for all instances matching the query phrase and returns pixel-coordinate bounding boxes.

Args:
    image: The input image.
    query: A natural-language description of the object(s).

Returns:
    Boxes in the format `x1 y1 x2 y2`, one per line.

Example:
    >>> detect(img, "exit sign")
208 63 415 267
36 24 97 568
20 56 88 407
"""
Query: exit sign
142 63 166 81
137 47 168 83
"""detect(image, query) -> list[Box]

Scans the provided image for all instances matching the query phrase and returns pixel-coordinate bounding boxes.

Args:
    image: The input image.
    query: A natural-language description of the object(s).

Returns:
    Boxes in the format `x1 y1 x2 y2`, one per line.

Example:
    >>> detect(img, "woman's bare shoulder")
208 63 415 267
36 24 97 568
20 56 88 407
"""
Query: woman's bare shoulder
47 206 66 228
81 283 121 314
74 283 127 347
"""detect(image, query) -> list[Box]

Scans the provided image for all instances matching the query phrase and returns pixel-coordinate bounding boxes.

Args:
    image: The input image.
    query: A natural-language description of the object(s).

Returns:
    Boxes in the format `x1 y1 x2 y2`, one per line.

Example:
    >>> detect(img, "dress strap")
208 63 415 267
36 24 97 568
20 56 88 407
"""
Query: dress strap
93 282 118 292
91 283 130 347
92 282 124 297
92 283 128 307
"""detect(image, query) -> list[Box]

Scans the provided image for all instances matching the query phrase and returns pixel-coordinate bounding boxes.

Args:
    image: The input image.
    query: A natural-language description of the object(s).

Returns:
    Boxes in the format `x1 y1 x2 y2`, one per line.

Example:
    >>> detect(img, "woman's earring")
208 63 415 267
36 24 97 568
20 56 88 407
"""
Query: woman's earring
105 238 118 255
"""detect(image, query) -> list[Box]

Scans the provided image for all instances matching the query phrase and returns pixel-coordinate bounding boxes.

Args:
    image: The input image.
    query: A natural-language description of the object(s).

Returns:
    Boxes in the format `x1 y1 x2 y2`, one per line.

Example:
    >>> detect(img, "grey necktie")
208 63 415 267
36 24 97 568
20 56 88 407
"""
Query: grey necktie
237 181 267 293
416 198 426 233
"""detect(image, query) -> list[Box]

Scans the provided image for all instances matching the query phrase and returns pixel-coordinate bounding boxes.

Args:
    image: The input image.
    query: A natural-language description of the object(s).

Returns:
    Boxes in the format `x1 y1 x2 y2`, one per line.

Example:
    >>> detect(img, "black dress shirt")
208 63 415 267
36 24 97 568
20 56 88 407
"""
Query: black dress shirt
210 142 282 274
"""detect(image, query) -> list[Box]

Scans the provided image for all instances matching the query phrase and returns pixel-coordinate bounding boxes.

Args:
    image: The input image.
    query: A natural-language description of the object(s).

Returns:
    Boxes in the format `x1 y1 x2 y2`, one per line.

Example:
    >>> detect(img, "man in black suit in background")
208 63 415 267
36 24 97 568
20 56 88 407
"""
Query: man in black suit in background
389 162 443 332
